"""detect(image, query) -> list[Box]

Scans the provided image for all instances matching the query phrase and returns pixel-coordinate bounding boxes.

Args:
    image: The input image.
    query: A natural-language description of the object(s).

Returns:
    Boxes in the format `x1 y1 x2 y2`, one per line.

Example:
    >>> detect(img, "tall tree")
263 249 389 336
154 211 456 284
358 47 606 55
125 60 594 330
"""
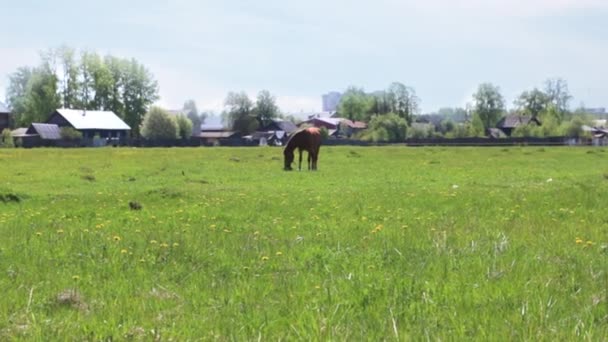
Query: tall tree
5 67 33 126
22 68 61 125
544 78 572 115
514 88 550 118
104 55 127 118
387 82 419 124
254 90 280 127
338 86 373 121
122 59 159 137
472 83 505 131
86 53 114 110
183 100 201 136
56 46 80 108
223 91 257 134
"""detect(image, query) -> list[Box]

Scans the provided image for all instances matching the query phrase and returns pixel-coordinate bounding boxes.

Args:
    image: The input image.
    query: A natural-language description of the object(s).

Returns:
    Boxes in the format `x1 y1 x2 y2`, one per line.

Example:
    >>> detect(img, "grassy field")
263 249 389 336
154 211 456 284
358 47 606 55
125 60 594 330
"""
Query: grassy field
0 146 606 340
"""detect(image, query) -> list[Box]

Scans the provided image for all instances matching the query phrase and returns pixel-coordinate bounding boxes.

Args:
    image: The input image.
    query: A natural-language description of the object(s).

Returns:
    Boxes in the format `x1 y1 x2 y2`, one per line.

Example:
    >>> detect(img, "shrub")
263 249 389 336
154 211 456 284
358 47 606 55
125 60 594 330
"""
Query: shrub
60 127 83 141
1 129 14 148
361 113 408 142
176 115 193 139
140 107 179 140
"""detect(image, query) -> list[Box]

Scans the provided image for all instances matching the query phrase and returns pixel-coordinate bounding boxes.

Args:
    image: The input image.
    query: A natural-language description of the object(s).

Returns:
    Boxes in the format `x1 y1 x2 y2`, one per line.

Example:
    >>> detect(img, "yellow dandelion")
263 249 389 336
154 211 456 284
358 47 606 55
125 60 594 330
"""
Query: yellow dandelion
83 229 89 233
575 238 583 244
223 229 231 233
275 251 283 256
150 240 158 244
172 242 179 247
261 256 270 261
160 242 169 248
35 232 42 236
315 285 321 290
72 275 80 281
135 229 141 233
113 235 121 242
120 249 128 254
139 258 146 263
586 241 594 246
56 229 64 234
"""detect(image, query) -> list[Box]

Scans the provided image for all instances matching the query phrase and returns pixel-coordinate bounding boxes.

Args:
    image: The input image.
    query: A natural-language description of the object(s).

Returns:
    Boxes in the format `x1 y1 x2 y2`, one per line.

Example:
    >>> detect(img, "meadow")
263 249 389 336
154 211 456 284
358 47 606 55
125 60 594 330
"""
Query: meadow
0 146 606 340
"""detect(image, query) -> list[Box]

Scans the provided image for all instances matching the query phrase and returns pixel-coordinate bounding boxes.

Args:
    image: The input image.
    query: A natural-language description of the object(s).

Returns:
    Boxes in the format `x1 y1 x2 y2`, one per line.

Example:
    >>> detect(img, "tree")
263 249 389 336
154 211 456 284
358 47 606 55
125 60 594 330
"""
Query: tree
5 46 159 133
56 46 80 108
22 68 61 125
183 100 201 136
223 91 257 134
175 115 193 139
60 127 83 141
361 113 408 142
140 106 178 140
387 82 419 124
472 83 505 132
544 78 572 115
338 86 373 121
5 67 33 126
514 88 550 118
254 90 280 127
86 53 114 110
1 129 14 148
122 59 159 137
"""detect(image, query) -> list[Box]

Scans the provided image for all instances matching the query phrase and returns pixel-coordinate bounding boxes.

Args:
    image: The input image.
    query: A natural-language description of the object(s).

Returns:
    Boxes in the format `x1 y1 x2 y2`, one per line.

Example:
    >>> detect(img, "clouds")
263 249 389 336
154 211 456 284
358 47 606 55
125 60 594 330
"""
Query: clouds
0 0 607 113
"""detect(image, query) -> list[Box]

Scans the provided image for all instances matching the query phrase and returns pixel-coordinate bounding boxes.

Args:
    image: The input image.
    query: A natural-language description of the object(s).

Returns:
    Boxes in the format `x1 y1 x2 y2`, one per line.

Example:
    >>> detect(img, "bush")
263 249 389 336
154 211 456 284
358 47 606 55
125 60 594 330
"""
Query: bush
60 127 83 141
1 129 14 148
176 115 193 139
141 107 179 140
361 113 408 142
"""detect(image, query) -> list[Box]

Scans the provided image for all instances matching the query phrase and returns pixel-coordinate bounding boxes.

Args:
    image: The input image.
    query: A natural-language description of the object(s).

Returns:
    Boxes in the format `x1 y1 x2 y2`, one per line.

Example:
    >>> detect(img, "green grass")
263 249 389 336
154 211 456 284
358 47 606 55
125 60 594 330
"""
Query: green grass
0 146 606 340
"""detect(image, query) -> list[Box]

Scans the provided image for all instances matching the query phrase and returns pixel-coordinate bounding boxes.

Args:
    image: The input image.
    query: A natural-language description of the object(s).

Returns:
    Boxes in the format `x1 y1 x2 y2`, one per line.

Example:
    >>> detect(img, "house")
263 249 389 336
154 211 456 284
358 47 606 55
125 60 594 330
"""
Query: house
260 120 298 134
46 109 131 139
199 124 239 146
496 115 541 136
0 101 11 131
301 117 367 137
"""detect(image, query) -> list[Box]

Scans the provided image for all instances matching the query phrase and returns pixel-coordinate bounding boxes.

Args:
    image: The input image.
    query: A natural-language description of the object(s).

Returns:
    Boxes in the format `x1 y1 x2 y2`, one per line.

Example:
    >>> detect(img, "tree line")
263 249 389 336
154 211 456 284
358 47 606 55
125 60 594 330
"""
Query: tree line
333 78 592 142
6 46 159 137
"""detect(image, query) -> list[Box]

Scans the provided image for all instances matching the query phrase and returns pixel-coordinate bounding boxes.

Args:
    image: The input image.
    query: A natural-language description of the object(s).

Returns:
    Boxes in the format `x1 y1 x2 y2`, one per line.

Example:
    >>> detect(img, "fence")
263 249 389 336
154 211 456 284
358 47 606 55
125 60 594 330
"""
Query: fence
16 136 603 148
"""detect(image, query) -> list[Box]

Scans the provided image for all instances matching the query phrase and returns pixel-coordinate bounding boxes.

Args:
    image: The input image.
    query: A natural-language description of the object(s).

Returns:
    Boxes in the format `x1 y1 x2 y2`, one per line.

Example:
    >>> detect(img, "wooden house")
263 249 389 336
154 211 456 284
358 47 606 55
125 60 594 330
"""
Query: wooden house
46 109 131 139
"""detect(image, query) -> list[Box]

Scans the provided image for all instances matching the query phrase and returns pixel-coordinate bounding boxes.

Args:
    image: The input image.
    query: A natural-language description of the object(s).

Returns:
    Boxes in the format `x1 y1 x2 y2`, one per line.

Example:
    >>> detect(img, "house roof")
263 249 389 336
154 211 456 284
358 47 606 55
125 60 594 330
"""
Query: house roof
0 101 10 114
200 124 225 131
27 123 61 140
199 131 237 139
55 109 131 130
261 120 298 133
11 128 30 137
497 115 540 129
340 119 367 129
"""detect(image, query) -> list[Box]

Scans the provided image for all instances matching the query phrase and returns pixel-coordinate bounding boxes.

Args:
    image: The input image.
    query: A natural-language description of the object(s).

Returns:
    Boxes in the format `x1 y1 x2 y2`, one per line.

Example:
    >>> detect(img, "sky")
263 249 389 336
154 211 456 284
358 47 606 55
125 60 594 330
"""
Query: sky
0 0 607 116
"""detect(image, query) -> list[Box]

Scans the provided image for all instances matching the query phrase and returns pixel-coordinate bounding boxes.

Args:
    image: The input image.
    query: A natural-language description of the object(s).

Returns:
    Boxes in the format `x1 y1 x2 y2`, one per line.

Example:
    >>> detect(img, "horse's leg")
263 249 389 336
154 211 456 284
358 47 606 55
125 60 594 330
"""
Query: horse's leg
313 149 318 170
298 149 303 171
308 152 312 170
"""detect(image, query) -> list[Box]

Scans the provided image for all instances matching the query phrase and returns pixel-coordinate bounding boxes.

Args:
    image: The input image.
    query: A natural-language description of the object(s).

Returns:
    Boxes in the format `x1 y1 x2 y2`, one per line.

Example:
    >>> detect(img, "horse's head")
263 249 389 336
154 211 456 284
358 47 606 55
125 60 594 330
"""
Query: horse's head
283 149 294 171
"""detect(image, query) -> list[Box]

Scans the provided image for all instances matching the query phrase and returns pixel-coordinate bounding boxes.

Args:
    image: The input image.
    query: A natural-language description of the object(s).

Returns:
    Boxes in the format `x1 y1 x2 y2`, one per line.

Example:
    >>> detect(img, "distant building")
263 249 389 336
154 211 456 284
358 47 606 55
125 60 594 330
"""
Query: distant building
322 91 342 112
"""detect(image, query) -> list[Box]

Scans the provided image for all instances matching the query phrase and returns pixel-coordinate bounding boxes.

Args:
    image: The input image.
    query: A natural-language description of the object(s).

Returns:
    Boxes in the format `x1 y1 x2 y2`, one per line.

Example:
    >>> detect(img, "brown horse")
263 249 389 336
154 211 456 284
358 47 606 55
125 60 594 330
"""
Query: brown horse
284 127 322 171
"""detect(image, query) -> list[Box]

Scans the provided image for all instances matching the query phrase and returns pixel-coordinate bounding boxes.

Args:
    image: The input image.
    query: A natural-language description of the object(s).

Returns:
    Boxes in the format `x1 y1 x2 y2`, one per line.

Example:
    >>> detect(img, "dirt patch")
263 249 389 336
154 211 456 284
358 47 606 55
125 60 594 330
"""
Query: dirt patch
55 289 89 312
0 193 22 203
